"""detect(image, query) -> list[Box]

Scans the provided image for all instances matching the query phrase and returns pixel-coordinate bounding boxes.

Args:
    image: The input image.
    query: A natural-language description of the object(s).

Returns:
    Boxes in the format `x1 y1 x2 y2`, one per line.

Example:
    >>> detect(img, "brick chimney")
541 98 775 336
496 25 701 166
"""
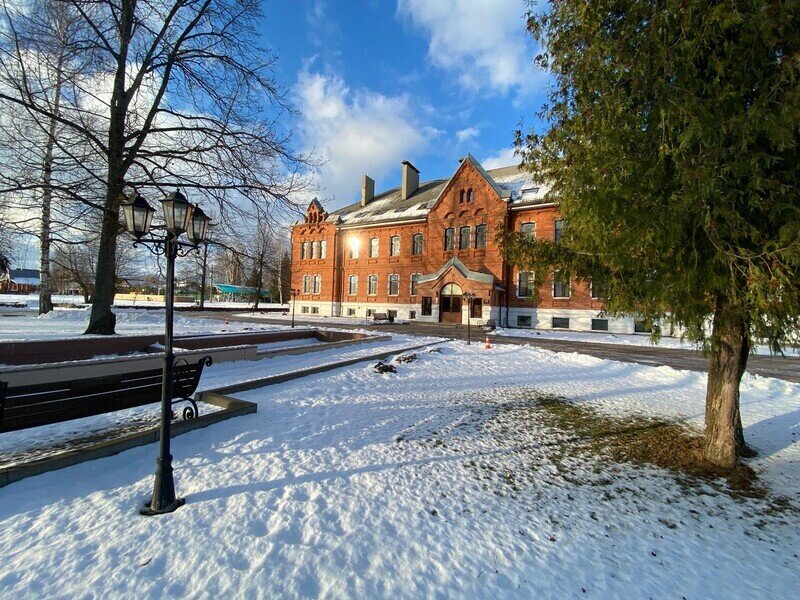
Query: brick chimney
401 161 419 200
360 174 375 207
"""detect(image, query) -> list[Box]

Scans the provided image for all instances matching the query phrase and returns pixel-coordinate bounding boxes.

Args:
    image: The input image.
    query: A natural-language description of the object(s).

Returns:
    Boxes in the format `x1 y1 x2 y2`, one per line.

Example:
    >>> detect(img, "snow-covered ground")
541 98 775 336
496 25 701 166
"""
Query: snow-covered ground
0 292 288 310
494 326 800 356
0 306 288 341
0 341 797 597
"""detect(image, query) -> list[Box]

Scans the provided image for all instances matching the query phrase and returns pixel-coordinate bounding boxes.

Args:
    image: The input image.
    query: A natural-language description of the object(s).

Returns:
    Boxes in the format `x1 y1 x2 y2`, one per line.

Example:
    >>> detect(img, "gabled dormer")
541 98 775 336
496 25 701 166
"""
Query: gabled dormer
305 198 327 224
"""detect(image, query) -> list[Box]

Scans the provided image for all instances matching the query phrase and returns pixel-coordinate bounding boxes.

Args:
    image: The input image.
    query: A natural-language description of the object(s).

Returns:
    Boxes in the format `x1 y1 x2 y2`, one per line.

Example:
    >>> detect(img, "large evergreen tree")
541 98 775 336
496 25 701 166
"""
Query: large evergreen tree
504 0 800 468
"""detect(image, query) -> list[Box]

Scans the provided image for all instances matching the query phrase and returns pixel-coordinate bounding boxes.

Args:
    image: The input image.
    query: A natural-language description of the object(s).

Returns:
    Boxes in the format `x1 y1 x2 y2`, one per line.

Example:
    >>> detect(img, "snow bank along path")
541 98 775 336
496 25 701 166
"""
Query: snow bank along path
0 342 797 598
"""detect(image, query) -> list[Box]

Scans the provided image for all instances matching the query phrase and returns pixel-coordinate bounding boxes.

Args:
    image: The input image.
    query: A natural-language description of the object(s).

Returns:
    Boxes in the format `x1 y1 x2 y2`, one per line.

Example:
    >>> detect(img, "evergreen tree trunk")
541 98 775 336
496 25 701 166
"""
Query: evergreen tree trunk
703 295 750 468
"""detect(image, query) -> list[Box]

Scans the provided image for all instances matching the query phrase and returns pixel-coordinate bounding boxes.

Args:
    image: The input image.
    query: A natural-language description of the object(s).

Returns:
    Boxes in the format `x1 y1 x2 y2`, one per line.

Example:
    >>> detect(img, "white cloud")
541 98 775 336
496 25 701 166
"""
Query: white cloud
397 0 545 97
456 126 480 144
295 70 432 206
482 146 519 169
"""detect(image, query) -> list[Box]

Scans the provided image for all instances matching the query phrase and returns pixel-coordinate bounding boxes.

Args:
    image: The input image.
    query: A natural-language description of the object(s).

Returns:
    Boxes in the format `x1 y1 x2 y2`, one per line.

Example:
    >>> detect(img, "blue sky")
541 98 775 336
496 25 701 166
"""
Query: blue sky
260 0 548 211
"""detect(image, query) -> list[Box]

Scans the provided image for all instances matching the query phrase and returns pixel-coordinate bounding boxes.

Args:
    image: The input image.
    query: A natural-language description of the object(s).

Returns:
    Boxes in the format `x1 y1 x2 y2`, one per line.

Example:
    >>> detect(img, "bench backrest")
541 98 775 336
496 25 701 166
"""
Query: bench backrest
0 356 211 433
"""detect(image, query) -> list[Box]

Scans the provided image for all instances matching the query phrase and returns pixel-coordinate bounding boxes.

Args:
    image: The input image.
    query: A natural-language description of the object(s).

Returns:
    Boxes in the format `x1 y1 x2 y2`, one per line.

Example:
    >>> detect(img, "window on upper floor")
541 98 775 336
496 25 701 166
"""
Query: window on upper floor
302 274 312 294
554 219 565 243
319 240 327 259
459 189 465 203
388 274 399 296
369 237 379 258
300 242 308 260
517 271 533 297
412 233 424 255
553 271 570 298
520 222 536 238
390 235 400 256
410 273 420 296
467 189 474 202
368 274 378 295
459 226 471 250
310 241 318 259
444 227 455 251
348 275 358 295
590 273 608 300
475 224 487 248
348 238 359 259
313 274 321 294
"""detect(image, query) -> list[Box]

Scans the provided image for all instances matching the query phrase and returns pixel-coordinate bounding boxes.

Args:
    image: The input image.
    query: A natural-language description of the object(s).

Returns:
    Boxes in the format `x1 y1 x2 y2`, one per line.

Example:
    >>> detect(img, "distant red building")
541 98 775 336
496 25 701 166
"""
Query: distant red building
290 155 642 333
0 269 39 294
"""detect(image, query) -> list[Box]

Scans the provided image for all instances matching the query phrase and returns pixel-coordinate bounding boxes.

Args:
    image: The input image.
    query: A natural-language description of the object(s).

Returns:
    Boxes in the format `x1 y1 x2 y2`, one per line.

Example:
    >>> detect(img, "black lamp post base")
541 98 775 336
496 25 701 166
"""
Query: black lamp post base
140 497 185 516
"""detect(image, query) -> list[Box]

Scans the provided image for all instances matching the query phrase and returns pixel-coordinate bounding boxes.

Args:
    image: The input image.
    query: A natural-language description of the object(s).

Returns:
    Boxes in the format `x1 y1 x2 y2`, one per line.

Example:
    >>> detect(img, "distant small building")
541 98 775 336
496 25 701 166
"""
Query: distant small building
0 269 40 293
213 283 271 303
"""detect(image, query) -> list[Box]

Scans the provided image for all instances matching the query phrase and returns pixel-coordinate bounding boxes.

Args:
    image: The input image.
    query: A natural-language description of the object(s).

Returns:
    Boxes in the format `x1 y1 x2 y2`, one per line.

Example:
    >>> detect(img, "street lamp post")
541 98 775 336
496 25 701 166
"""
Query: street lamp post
290 288 299 328
463 292 476 345
121 189 211 516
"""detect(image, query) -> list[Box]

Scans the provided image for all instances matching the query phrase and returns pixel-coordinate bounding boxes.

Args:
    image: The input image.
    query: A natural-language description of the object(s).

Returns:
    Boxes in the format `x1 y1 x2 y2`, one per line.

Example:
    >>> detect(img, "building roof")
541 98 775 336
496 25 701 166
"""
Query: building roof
327 157 550 228
417 256 495 286
4 269 40 286
213 283 270 297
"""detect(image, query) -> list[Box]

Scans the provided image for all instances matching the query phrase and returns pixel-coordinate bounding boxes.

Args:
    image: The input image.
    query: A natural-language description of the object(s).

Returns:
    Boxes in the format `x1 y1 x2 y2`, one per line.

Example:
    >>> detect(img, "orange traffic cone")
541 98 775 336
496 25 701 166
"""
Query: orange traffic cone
484 336 492 350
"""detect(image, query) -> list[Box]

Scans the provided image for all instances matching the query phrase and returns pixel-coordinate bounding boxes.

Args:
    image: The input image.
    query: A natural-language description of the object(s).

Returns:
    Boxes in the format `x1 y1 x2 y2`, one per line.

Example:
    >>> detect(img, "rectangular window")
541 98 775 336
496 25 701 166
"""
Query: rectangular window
552 317 570 329
311 306 319 314
554 219 564 243
301 242 308 259
347 308 356 316
521 222 536 238
517 315 532 327
459 226 471 249
444 228 455 251
348 275 358 295
302 275 311 293
552 271 570 298
517 271 533 297
590 274 608 300
410 273 419 296
470 298 483 318
320 240 327 259
388 274 399 296
421 296 432 316
409 310 417 320
390 235 400 256
474 224 487 248
368 275 378 296
366 309 374 318
310 241 317 259
301 306 309 314
369 237 379 258
313 275 321 294
634 320 652 333
591 318 609 331
412 233 424 255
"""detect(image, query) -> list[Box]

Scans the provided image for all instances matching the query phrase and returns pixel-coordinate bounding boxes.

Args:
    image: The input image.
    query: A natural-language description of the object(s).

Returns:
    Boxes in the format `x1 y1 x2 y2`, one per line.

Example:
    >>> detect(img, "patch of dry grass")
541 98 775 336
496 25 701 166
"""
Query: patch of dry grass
532 394 763 497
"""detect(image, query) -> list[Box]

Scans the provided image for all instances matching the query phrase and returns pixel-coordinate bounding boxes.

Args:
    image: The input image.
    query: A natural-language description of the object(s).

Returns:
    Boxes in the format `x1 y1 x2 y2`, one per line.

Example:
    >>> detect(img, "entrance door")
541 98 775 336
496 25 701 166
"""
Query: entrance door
439 282 463 323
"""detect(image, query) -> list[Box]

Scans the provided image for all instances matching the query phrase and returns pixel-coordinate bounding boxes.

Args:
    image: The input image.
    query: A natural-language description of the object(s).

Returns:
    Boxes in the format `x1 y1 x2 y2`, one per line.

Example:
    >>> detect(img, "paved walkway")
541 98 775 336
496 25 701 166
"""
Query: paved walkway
191 312 800 383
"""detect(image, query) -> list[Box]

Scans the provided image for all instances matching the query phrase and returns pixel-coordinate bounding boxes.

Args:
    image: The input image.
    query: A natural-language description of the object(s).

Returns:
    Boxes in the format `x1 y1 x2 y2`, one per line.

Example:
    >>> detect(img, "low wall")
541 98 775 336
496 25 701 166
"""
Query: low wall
114 293 195 303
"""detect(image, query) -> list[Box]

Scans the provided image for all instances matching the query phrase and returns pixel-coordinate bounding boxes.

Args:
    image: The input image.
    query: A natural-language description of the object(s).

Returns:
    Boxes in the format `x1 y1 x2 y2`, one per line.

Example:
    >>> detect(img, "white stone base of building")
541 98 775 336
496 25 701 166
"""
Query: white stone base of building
502 307 644 335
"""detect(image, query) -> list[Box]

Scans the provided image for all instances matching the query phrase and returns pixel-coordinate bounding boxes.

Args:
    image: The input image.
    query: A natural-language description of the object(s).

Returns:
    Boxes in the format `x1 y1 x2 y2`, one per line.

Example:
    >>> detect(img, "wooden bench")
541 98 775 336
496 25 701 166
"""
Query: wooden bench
0 356 212 433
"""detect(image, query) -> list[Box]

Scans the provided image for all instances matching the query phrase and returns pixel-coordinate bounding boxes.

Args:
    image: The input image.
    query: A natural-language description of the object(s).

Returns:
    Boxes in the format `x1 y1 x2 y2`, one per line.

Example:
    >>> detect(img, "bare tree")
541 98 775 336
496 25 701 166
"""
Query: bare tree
0 0 312 334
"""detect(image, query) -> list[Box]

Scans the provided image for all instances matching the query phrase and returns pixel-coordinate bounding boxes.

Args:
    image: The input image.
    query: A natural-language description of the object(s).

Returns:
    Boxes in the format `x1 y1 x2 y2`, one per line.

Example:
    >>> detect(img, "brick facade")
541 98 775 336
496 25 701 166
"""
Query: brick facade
290 156 642 333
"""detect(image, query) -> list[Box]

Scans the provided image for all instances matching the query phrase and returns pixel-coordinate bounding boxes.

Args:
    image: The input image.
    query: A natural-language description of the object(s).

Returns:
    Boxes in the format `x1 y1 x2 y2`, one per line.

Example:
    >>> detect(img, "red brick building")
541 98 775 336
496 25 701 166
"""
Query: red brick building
290 155 641 333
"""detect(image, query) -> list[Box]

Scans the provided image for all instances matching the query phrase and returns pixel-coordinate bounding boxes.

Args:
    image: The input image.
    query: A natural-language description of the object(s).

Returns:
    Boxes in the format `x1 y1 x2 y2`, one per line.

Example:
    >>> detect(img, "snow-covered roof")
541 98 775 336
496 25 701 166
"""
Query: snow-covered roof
3 269 39 286
418 256 496 286
328 158 548 227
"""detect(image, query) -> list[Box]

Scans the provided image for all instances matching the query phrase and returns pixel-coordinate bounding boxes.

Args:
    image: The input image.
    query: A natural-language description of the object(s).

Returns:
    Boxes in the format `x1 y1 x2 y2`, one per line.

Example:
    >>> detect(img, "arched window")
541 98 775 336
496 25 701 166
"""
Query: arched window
313 274 322 294
388 274 400 296
389 235 400 256
302 274 311 293
441 282 463 296
367 274 378 295
369 237 379 257
410 273 420 295
412 233 423 255
467 189 474 202
459 189 465 203
348 275 358 295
